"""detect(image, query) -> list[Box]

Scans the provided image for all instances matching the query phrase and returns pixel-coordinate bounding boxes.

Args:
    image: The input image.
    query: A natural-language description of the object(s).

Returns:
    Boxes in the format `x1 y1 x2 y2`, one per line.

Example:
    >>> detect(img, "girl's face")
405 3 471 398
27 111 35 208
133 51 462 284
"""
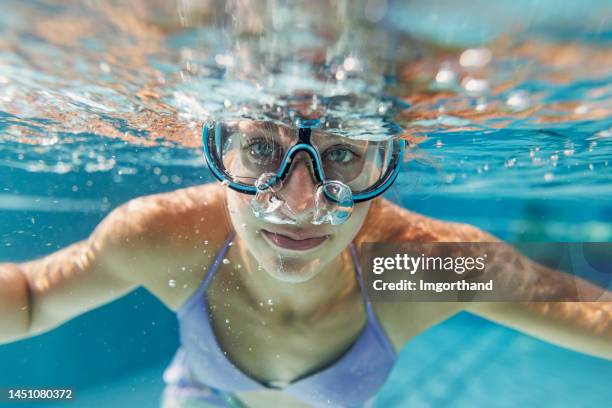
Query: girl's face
225 159 372 283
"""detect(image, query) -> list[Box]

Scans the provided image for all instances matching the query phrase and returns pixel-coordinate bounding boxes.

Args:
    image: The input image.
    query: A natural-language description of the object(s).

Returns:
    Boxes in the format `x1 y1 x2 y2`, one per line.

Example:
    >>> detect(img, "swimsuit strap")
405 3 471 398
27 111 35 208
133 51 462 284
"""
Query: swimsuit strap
348 242 370 304
182 233 397 358
177 231 236 317
202 231 236 289
350 242 398 358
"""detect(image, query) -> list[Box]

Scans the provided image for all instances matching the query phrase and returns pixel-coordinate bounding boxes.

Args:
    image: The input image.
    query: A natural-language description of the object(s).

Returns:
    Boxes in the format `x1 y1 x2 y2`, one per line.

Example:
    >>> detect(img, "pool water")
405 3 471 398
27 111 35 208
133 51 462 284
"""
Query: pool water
1 0 611 407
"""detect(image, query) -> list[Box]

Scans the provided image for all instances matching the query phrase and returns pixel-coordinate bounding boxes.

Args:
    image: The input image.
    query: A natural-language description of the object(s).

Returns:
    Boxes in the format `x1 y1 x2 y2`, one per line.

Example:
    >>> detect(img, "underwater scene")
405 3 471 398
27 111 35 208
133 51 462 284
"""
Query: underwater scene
0 0 611 407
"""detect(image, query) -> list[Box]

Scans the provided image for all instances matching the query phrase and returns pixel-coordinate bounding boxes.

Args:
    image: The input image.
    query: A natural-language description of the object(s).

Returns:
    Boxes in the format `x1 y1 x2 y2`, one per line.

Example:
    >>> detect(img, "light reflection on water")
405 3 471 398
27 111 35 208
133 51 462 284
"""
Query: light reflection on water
0 0 610 207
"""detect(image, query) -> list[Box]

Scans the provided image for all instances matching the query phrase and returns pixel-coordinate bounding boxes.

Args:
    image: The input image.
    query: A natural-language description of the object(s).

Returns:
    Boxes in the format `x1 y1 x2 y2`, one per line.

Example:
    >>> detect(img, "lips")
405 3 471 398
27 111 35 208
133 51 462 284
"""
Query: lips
262 229 328 251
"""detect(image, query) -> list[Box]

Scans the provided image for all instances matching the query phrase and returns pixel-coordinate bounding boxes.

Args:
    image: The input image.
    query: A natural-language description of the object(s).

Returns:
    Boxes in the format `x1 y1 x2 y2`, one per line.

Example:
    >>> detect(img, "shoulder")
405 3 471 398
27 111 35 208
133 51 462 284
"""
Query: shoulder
92 183 232 311
358 198 498 351
356 198 498 244
93 183 230 248
94 184 224 239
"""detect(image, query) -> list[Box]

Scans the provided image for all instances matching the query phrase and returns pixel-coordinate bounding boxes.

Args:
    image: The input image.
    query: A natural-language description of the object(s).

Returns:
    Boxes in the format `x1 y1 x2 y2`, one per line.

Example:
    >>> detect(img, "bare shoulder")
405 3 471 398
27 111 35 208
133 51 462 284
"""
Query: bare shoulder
94 183 232 311
356 198 498 351
94 183 229 246
356 198 498 244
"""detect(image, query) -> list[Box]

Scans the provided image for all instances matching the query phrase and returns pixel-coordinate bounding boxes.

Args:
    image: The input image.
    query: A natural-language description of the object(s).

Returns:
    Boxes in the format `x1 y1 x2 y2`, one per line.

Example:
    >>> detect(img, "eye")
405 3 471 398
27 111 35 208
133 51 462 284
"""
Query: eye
325 146 358 164
246 139 277 160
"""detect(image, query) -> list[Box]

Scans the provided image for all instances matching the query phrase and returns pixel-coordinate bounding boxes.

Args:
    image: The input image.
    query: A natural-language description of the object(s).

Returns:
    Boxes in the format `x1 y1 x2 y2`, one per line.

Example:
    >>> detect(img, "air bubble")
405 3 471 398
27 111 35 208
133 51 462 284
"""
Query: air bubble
312 181 353 225
378 102 390 115
462 77 489 95
168 279 176 288
343 56 360 71
254 172 280 192
459 48 492 68
435 64 457 87
250 173 297 225
475 98 488 112
222 258 230 265
506 90 531 111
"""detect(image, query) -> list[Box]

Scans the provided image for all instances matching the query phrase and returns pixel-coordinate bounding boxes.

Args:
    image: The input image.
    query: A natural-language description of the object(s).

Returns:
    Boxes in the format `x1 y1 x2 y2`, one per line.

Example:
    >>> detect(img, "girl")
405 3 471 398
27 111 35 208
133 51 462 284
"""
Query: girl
0 108 610 408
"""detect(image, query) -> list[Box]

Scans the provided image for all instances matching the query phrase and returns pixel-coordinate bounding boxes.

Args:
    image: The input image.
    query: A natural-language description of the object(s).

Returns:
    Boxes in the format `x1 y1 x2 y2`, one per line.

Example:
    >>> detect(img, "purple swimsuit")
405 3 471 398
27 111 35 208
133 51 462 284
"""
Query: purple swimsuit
162 232 397 407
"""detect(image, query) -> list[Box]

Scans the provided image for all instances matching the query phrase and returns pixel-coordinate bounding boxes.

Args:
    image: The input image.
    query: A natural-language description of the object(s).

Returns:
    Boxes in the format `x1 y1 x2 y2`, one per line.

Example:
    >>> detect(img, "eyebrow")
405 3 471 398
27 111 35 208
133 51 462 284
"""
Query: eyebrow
313 132 370 150
238 121 294 142
236 120 371 151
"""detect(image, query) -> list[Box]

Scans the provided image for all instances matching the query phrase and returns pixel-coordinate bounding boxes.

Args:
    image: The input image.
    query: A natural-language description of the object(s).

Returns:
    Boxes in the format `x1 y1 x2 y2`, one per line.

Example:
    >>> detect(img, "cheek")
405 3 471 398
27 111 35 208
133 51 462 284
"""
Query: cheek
227 190 252 220
226 191 265 249
328 202 370 245
226 191 261 244
347 202 370 231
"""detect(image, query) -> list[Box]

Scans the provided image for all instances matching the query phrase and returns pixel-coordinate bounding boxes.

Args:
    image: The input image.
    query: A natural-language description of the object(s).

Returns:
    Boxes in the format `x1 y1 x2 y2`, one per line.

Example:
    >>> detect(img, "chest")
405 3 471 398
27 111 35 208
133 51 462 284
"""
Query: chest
205 275 367 385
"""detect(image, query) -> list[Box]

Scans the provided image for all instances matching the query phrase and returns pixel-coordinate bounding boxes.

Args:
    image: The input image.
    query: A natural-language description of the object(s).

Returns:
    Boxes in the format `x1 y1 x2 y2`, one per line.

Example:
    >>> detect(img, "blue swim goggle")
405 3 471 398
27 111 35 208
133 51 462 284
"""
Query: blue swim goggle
202 119 404 204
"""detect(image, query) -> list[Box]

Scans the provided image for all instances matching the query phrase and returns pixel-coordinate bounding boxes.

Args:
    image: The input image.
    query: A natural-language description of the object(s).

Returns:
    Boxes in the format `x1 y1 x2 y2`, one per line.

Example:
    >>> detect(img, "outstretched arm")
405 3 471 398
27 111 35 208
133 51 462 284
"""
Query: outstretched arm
0 221 137 345
450 223 612 360
468 301 612 360
361 199 612 360
0 183 230 345
449 226 612 361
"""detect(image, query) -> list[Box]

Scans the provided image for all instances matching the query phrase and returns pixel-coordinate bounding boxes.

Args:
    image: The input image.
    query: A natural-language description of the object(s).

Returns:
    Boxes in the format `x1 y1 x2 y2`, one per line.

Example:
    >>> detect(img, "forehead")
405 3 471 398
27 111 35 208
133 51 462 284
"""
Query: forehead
237 120 292 136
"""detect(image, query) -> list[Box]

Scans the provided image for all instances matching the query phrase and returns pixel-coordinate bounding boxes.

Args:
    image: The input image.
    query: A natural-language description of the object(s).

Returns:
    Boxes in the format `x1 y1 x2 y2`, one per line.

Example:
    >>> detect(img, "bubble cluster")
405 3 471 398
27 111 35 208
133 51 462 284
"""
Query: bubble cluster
312 181 354 226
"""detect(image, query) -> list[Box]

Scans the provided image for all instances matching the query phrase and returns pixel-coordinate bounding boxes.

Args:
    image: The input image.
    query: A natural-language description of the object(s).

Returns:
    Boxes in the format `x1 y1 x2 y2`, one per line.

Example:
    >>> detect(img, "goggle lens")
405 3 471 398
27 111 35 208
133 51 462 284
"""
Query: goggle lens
210 120 400 195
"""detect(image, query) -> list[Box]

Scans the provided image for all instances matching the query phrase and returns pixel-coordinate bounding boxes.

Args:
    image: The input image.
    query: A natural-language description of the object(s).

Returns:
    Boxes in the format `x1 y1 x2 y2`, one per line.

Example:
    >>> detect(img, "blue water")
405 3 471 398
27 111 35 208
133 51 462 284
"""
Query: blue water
1 0 611 407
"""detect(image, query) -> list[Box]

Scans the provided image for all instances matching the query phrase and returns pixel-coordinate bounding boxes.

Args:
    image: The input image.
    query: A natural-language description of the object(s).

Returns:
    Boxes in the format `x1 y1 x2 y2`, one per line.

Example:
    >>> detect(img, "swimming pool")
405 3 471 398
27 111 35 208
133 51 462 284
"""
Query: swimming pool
1 0 611 407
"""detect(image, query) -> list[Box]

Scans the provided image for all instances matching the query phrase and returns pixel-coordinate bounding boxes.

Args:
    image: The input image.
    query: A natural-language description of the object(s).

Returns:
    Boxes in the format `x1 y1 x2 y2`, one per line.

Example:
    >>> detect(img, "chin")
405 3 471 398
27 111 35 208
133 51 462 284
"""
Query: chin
261 255 324 283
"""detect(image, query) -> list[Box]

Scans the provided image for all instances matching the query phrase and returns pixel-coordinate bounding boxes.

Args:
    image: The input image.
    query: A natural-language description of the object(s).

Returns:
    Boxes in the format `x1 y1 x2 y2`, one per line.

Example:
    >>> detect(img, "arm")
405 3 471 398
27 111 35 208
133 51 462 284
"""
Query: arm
0 264 30 344
362 199 612 360
0 183 230 345
450 225 612 360
468 302 612 360
0 224 137 345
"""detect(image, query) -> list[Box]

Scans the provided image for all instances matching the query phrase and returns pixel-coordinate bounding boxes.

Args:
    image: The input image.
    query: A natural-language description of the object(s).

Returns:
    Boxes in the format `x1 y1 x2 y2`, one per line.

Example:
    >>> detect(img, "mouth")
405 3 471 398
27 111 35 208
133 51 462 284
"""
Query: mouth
261 229 329 251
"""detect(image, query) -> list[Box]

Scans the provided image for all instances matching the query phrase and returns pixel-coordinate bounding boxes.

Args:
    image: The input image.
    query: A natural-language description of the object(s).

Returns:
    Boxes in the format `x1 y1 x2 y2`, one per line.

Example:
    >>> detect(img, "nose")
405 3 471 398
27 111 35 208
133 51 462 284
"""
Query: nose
279 151 317 214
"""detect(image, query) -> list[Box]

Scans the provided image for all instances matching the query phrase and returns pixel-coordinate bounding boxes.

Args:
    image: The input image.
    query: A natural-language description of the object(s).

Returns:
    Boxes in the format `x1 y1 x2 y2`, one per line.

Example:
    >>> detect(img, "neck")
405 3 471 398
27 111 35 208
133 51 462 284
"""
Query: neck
234 239 360 319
